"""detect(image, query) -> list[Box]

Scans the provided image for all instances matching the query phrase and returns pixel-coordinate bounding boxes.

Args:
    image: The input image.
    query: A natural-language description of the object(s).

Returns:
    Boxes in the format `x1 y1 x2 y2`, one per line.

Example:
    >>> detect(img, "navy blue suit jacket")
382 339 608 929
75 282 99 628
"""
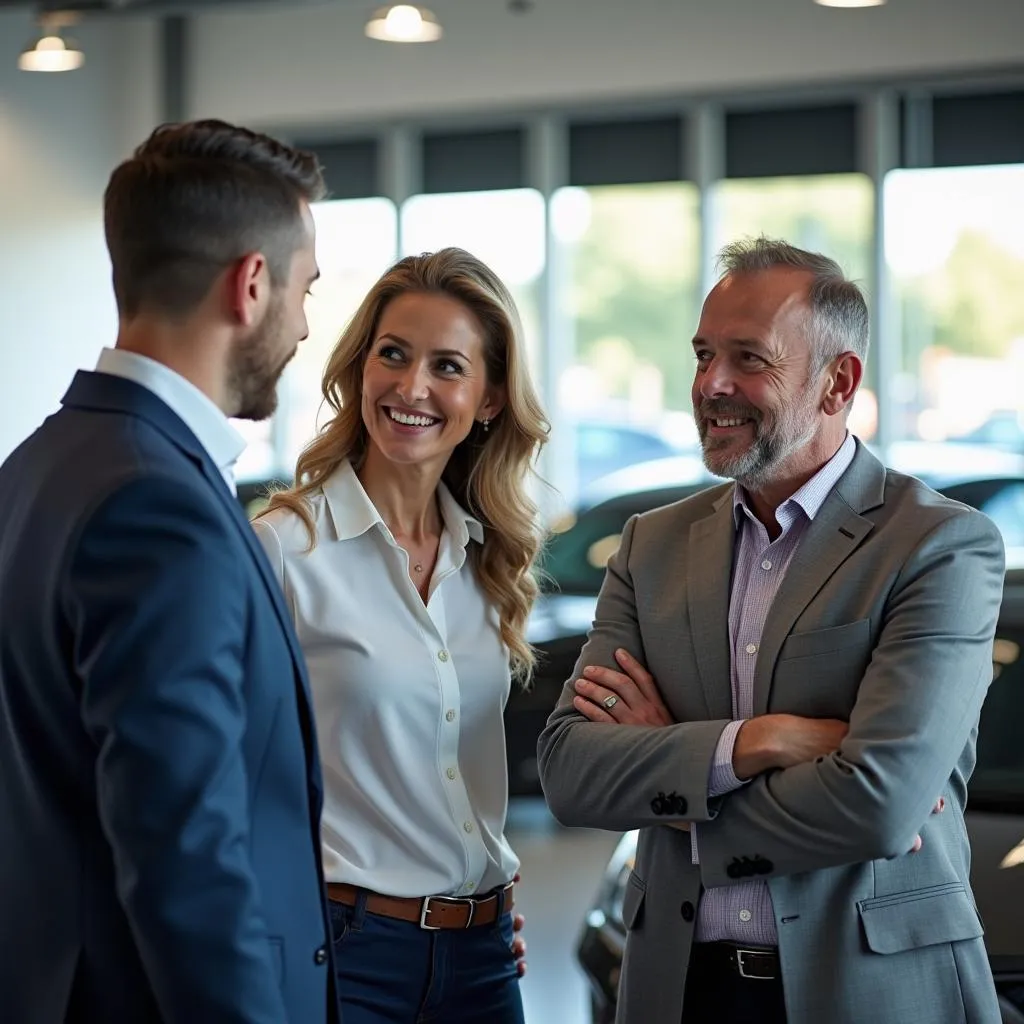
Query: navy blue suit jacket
0 371 338 1024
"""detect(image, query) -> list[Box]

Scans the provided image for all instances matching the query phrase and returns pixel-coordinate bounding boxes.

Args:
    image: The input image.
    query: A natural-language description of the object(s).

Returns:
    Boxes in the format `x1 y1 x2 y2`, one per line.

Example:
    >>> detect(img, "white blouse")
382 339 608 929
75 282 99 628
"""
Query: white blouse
252 460 519 899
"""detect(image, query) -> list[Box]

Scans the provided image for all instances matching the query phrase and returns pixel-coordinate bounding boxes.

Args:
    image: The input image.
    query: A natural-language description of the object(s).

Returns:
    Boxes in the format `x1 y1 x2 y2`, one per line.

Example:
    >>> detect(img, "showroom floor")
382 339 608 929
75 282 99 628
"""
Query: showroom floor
505 799 622 1024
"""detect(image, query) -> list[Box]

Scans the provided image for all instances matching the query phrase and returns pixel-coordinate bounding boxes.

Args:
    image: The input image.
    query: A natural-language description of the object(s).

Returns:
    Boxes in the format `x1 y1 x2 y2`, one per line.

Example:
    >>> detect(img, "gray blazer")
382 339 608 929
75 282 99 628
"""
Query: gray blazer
537 442 1004 1024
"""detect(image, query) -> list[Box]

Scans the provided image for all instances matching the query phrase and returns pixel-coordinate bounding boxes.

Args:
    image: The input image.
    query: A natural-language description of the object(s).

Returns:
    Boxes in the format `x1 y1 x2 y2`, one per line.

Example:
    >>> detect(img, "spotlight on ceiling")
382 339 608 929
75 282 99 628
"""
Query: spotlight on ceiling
18 11 84 72
365 4 443 43
814 0 886 7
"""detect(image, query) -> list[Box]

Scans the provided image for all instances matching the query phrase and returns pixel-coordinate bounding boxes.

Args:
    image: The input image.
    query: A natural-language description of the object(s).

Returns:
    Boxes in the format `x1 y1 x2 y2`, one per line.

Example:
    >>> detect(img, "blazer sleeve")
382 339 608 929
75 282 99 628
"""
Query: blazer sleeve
64 475 290 1024
537 513 733 831
694 507 1005 885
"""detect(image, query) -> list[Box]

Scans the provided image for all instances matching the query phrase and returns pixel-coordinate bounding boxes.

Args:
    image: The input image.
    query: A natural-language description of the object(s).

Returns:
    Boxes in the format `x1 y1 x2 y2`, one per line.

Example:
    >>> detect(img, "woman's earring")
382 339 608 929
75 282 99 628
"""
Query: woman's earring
482 418 491 433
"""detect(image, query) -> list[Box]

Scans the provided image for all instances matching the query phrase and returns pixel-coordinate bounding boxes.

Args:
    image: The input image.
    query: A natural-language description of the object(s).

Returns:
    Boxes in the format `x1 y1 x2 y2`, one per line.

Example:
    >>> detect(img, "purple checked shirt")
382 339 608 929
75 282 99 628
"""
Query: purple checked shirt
690 433 857 946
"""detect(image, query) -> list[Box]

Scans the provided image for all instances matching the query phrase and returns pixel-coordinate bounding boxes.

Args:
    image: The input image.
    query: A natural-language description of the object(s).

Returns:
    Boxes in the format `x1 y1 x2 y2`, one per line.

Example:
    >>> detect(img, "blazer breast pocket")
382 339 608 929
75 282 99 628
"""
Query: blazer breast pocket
857 882 983 954
770 619 872 718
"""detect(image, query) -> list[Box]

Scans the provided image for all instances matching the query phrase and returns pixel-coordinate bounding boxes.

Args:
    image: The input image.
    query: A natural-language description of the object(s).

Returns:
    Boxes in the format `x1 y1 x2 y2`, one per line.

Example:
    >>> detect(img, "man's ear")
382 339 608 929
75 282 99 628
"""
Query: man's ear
227 252 269 327
822 352 862 416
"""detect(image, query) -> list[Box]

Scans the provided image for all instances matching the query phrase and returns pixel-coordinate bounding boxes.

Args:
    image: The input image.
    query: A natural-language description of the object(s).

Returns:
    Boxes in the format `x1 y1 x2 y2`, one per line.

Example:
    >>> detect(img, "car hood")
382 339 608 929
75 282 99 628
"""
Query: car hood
967 810 1024 958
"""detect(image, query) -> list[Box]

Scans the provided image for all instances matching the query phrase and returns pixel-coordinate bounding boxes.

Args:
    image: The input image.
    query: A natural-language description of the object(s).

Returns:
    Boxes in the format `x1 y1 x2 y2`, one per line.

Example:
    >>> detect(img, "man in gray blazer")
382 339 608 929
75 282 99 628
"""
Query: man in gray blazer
537 237 1004 1024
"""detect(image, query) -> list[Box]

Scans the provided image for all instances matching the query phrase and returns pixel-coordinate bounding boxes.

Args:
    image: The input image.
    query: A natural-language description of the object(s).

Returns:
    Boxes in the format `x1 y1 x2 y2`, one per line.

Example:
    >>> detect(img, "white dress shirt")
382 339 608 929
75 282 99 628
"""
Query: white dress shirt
252 460 520 899
95 348 246 495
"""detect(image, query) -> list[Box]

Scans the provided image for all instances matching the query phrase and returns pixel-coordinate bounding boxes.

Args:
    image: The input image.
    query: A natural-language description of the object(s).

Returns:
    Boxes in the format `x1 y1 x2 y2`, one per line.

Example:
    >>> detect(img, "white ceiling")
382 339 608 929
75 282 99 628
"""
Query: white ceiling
183 0 1024 128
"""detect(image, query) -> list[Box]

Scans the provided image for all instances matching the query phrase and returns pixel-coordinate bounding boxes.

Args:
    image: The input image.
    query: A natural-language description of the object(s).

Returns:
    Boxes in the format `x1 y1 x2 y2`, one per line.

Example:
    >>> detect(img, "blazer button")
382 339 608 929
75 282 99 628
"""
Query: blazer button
314 945 328 965
673 794 688 814
754 857 773 875
680 901 695 922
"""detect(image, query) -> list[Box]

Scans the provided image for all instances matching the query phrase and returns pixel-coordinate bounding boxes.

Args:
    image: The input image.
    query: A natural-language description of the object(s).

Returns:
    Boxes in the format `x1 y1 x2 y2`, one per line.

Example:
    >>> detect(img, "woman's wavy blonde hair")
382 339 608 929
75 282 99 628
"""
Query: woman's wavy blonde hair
262 247 549 682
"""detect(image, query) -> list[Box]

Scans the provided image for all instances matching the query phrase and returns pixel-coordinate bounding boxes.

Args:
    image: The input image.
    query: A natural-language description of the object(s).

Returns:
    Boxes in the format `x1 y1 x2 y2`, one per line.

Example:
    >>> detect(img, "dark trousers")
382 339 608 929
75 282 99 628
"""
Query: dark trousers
682 943 787 1023
328 892 525 1024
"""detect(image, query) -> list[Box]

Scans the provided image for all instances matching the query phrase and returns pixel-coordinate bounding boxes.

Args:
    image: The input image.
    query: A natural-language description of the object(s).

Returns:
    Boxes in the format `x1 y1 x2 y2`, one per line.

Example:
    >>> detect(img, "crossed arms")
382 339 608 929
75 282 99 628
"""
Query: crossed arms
536 506 1004 885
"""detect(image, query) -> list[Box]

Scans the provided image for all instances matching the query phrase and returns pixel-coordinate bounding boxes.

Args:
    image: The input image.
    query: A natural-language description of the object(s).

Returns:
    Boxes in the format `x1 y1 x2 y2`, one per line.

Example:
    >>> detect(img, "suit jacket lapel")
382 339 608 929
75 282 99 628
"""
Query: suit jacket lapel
688 488 736 720
752 443 885 716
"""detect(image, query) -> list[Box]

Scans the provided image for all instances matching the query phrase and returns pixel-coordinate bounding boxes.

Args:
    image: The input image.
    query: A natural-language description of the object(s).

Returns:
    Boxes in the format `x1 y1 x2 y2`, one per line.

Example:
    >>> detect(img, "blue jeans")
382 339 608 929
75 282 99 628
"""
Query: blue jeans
328 891 525 1024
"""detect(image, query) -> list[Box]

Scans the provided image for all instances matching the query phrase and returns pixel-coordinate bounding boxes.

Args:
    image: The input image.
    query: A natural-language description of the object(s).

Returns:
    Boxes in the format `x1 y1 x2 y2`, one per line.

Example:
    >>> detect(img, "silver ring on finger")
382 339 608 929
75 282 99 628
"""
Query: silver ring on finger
602 694 619 710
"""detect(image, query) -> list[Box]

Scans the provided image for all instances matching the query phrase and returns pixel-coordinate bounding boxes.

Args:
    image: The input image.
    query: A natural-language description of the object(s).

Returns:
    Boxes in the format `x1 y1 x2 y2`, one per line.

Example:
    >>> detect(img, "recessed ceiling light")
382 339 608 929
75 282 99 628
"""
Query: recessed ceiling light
18 12 84 74
365 4 443 43
815 0 886 7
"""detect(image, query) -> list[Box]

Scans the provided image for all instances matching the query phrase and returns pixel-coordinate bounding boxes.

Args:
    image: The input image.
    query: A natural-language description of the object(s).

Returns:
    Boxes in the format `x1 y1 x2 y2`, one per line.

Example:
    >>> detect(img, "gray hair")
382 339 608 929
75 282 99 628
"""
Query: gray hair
716 236 869 376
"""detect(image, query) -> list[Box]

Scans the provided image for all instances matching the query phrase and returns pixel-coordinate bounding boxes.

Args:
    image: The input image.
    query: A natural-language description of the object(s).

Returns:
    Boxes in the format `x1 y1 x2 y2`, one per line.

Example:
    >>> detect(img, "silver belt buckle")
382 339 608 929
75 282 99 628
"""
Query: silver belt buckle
735 948 775 980
419 895 475 930
419 896 441 930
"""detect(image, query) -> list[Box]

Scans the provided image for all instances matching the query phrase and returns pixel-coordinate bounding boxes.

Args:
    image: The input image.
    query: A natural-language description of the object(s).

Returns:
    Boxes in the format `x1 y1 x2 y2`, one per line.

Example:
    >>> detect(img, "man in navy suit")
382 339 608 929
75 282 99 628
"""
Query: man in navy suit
0 120 338 1023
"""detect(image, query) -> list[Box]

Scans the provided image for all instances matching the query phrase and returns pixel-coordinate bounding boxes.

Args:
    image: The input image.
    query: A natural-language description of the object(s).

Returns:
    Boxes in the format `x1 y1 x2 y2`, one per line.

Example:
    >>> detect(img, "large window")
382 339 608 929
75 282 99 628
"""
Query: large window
884 165 1024 476
229 103 1024 514
400 189 546 380
710 173 877 439
549 183 701 504
234 199 398 482
278 197 398 475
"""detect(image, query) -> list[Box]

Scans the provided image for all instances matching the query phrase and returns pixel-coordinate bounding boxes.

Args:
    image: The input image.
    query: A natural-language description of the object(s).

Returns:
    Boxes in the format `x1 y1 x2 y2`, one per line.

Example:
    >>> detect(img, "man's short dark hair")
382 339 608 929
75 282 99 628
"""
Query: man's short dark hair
104 119 326 318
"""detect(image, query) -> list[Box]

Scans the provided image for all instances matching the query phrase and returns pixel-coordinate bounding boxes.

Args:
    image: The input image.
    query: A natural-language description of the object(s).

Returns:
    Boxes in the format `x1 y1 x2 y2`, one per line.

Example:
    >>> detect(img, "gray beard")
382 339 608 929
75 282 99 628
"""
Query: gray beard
701 403 819 490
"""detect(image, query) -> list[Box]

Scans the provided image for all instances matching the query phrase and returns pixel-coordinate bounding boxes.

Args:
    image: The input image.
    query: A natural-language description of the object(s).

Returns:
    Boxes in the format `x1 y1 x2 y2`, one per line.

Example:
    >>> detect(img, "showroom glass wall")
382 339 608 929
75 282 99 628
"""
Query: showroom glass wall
240 88 1024 516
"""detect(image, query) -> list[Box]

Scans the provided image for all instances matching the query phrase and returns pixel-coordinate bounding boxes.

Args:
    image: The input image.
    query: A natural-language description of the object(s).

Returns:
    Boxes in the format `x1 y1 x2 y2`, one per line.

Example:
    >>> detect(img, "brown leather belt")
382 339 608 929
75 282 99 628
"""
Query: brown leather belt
326 881 514 930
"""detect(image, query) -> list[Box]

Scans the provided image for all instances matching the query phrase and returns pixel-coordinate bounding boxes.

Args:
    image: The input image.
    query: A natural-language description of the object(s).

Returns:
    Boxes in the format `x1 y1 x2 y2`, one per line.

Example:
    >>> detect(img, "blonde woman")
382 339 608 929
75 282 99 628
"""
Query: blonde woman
253 248 548 1023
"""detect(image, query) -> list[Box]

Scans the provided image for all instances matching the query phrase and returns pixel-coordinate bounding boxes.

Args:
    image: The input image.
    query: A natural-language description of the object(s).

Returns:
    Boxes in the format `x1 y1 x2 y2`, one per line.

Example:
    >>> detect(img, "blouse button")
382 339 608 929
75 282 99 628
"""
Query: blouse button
438 650 449 662
446 767 457 781
446 709 456 722
463 821 474 833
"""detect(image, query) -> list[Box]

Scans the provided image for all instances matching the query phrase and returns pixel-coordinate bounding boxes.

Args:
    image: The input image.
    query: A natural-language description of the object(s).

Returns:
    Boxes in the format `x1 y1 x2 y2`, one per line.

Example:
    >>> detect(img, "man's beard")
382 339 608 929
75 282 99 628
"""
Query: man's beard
696 390 819 492
227 297 293 422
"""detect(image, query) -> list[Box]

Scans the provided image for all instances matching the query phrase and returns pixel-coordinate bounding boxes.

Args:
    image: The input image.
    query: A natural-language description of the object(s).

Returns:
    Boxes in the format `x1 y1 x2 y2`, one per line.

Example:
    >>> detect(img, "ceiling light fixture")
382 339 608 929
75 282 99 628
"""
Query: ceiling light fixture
814 0 886 7
365 4 443 43
18 12 84 72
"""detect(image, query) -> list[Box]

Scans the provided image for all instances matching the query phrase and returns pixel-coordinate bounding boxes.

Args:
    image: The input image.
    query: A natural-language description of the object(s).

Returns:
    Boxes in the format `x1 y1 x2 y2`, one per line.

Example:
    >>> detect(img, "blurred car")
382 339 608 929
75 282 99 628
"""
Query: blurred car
575 569 1024 1021
568 419 695 493
951 412 1024 455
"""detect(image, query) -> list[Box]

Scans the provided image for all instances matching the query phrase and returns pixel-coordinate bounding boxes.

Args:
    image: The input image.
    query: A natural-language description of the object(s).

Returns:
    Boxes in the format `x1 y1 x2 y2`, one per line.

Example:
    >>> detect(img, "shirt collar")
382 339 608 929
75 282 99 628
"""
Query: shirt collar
733 431 857 528
322 460 484 546
95 348 246 480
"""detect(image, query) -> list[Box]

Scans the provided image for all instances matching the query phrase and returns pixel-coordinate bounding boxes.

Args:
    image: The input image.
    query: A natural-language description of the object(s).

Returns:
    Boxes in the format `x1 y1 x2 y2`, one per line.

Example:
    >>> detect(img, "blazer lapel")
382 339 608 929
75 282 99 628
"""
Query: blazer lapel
688 489 737 720
752 444 885 716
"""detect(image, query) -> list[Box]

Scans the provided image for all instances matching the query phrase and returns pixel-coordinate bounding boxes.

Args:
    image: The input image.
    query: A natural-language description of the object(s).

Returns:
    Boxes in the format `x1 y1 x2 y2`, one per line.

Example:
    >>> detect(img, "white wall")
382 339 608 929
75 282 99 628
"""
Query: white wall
0 10 159 460
190 0 1024 129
